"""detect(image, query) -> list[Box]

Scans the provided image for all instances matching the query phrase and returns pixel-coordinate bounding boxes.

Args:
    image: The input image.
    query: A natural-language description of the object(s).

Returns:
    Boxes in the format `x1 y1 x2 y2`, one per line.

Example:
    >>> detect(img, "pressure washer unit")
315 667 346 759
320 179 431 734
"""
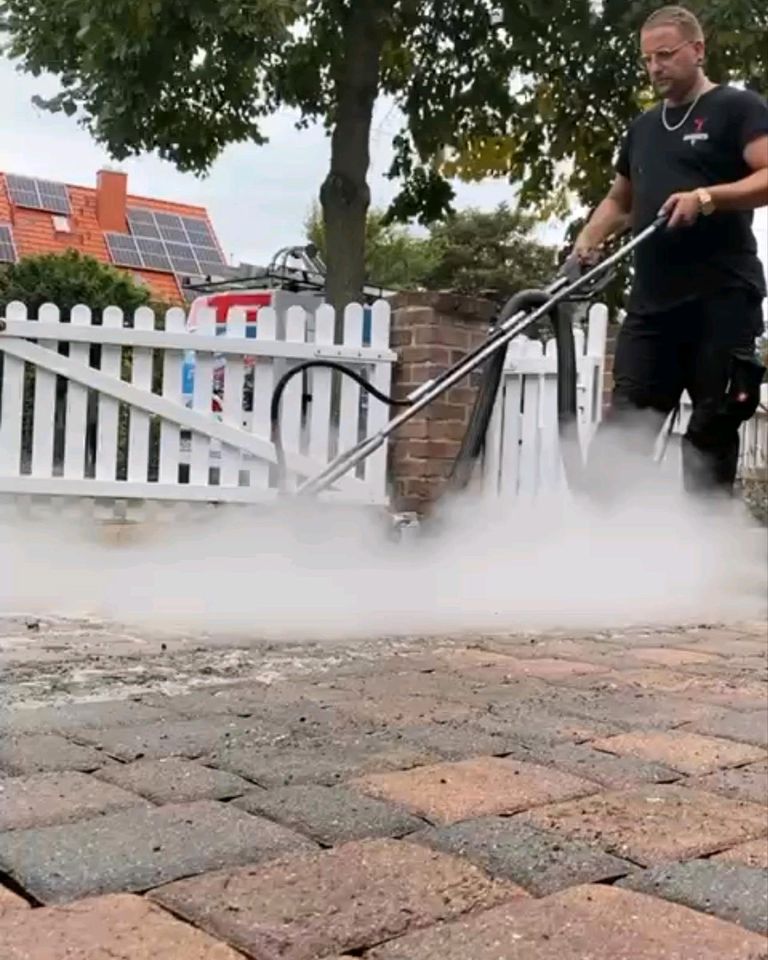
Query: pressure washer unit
270 215 669 498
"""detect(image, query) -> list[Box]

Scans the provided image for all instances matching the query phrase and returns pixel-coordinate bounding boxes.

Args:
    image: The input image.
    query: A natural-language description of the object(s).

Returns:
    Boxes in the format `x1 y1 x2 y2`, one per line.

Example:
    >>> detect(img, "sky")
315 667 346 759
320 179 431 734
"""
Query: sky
1 55 765 280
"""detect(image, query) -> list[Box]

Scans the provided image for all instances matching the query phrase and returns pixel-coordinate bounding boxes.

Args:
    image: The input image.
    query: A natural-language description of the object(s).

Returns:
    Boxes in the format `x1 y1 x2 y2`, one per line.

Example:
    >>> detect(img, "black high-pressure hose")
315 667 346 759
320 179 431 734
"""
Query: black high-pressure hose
269 361 411 488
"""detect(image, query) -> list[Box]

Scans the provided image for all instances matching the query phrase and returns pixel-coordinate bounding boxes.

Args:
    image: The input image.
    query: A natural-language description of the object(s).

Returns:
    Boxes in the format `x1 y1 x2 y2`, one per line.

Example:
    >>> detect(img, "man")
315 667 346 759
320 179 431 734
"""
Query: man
575 5 768 498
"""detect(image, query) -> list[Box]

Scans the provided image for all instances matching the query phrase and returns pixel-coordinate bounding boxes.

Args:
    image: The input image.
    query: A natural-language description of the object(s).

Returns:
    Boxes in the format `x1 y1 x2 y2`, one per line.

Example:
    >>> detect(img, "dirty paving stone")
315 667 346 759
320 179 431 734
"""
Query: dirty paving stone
233 784 425 845
210 732 436 788
714 839 768 870
0 699 175 737
412 816 632 896
589 730 767 776
0 893 243 959
151 837 524 960
689 760 768 805
0 771 152 832
70 715 278 762
395 720 532 762
680 708 768 749
534 742 683 789
353 756 599 826
363 882 768 960
0 885 29 917
618 859 768 935
0 799 315 904
518 784 768 866
0 734 105 776
93 757 253 804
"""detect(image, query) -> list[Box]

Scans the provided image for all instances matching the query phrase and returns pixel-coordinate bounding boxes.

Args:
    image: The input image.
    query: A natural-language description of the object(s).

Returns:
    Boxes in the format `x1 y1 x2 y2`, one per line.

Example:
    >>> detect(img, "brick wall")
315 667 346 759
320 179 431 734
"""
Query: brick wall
388 292 495 515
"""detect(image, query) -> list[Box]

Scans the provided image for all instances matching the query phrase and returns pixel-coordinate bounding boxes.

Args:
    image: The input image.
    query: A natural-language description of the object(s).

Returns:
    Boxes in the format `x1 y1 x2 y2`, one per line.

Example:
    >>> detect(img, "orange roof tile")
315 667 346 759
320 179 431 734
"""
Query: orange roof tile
0 171 227 304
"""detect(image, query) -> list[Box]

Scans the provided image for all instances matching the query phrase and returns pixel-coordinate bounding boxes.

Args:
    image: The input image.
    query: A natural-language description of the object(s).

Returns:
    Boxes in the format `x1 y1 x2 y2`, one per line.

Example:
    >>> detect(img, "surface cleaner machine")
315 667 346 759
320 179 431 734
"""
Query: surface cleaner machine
270 215 669 500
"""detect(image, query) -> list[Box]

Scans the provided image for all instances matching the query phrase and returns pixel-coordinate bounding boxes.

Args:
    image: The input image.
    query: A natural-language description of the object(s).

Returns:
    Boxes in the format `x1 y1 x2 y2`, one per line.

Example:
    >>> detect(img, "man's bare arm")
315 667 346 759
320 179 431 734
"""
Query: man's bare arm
574 175 632 261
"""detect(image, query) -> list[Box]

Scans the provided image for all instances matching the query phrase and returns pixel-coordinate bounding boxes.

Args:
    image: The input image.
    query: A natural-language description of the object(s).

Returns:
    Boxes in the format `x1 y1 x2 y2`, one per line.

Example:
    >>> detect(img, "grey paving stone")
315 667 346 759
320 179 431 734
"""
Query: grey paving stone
0 735 104 776
396 720 530 761
0 771 151 832
71 716 274 762
681 708 768 749
0 700 173 737
211 732 435 788
0 799 315 904
618 860 768 935
412 816 632 896
233 784 426 845
690 761 768 805
94 758 253 804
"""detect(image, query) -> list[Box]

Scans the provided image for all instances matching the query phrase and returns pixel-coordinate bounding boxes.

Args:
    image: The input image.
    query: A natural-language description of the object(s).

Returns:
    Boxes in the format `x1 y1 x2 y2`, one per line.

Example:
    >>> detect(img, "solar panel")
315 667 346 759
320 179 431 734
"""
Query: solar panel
6 174 71 215
0 223 17 263
125 206 225 274
105 233 143 268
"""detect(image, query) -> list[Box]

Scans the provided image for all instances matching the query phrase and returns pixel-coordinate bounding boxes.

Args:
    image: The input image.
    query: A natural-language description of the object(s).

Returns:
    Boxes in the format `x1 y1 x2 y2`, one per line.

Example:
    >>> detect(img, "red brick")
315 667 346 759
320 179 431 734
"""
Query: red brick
589 730 766 776
519 784 768 865
442 650 608 683
614 669 767 710
0 771 151 832
0 886 28 917
151 838 523 960
365 883 768 959
626 647 723 666
714 839 768 869
689 759 768 804
352 757 598 825
0 893 242 959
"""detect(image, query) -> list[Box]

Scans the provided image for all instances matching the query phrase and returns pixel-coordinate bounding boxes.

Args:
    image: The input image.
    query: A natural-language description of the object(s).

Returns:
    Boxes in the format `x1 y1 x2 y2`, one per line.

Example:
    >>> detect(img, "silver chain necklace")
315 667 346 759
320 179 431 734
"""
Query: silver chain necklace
661 89 704 131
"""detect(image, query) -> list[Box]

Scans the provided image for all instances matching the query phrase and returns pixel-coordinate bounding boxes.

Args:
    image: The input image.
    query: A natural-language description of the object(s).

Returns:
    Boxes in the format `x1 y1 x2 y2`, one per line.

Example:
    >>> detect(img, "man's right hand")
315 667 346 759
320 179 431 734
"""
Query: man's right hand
572 233 604 266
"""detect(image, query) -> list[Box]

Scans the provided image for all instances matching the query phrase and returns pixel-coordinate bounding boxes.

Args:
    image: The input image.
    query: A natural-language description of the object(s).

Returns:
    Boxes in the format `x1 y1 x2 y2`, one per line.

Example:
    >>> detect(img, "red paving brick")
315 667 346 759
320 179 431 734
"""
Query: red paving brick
439 650 608 682
625 647 724 667
518 784 768 865
352 757 598 825
589 730 766 776
611 669 768 710
0 885 29 917
364 883 768 959
151 838 523 960
0 893 243 959
714 839 768 869
0 771 152 832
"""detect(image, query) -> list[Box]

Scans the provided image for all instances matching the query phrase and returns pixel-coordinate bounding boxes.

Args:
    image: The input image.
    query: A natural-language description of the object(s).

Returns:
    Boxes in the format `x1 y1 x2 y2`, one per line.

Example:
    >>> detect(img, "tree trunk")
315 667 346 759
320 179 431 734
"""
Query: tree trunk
320 1 390 317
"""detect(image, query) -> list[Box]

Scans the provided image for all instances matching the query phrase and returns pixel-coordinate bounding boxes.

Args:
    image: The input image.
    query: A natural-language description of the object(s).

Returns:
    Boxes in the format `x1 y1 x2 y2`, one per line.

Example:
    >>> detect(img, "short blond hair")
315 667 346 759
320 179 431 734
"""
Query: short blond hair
642 5 705 42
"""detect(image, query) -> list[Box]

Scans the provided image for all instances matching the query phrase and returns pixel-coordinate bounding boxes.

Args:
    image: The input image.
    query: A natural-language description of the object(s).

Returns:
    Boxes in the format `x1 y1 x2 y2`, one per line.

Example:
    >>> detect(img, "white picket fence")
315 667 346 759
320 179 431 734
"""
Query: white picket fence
482 304 609 497
0 300 395 506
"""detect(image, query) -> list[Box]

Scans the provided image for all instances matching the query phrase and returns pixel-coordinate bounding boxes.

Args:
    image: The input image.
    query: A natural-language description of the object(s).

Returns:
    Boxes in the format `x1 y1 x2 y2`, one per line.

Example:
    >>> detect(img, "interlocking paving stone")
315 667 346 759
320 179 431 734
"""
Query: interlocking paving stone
395 720 531 761
548 688 714 730
335 694 476 726
518 784 768 866
625 647 724 667
0 893 243 959
413 816 632 896
690 760 768 805
0 885 29 916
0 734 104 775
211 732 435 788
363 883 768 959
618 860 768 935
0 771 152 832
533 742 682 789
714 839 768 869
0 699 174 736
234 784 425 845
466 702 620 746
151 838 524 960
94 757 252 804
0 799 314 904
352 757 598 825
589 730 766 776
71 716 274 762
606 669 768 711
681 708 768 748
438 650 609 683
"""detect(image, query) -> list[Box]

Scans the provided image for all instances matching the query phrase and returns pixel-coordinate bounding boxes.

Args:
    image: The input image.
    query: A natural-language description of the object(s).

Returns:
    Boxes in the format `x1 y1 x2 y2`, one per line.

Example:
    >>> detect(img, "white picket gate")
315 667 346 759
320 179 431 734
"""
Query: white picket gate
482 304 608 497
0 300 395 506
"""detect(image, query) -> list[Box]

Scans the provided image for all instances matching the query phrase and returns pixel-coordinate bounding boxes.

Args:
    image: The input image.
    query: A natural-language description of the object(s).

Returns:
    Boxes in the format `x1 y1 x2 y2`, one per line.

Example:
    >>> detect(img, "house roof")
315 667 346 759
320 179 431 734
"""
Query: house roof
0 169 228 303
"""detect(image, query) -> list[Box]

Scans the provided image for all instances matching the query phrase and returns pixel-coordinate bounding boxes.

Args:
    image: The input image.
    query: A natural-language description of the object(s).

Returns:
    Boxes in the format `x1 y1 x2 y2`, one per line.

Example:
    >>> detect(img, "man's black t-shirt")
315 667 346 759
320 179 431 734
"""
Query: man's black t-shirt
616 84 768 315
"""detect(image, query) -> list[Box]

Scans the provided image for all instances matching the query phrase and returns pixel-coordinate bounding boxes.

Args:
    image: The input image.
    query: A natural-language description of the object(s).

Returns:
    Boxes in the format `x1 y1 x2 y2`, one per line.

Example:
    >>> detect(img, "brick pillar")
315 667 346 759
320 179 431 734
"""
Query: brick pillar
388 292 496 515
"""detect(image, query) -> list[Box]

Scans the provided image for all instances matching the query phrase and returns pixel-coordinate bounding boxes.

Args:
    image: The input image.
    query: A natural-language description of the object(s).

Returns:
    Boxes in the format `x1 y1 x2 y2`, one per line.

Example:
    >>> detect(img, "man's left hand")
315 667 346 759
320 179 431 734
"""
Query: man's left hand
660 191 702 228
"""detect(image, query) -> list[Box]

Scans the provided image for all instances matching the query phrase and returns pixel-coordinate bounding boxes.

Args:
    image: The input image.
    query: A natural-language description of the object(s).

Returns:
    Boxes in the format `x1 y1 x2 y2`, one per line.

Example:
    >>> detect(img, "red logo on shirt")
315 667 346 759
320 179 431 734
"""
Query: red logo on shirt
693 118 705 132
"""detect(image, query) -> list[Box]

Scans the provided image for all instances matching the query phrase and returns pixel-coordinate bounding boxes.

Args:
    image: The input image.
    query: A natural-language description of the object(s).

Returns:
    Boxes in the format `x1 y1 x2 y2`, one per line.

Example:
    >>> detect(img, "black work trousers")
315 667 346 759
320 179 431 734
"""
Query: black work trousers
587 286 765 499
